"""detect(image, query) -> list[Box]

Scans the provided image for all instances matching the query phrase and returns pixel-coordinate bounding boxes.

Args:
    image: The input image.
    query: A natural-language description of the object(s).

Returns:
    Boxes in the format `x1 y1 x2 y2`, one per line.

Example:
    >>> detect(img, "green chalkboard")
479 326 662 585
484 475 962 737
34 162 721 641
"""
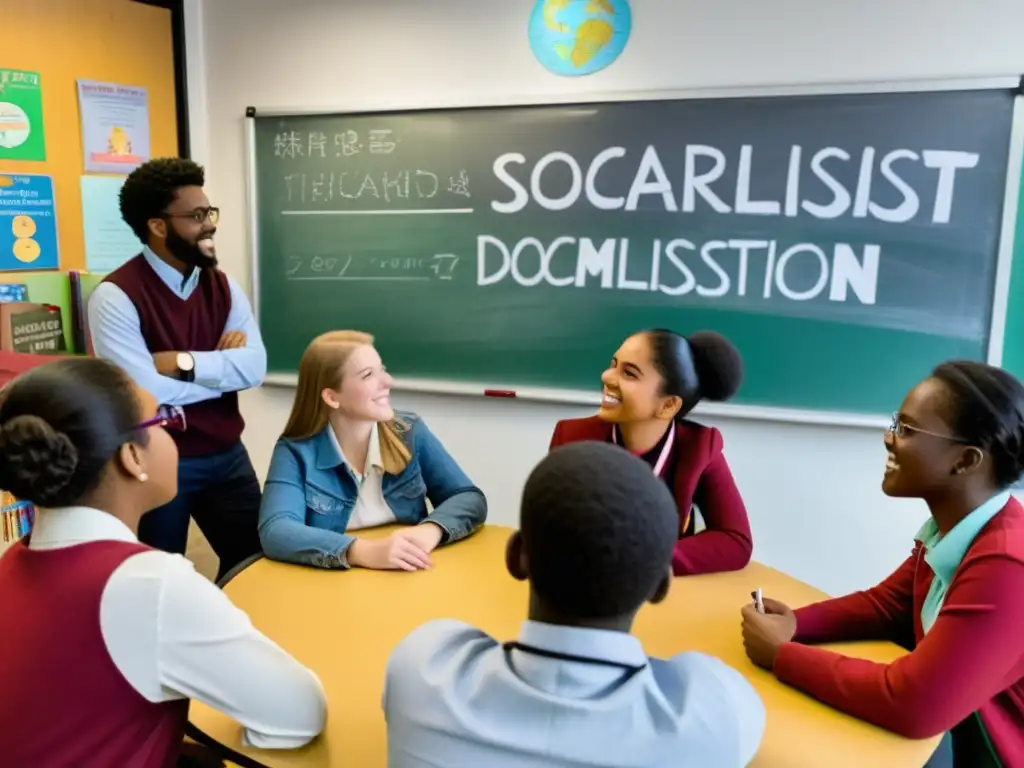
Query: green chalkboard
999 153 1024 385
250 88 1017 415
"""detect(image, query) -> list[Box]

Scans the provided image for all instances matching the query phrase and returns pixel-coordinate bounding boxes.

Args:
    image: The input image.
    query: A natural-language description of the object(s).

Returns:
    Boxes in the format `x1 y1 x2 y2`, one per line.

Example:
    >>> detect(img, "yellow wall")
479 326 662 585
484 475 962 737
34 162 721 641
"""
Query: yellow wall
1 0 179 271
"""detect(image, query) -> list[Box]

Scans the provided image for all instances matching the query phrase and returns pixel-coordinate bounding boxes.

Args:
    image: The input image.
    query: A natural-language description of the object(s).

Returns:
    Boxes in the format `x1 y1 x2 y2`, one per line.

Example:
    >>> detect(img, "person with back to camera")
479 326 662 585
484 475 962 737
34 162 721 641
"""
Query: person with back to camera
259 330 487 571
740 361 1024 768
383 441 766 767
550 328 752 575
0 358 327 768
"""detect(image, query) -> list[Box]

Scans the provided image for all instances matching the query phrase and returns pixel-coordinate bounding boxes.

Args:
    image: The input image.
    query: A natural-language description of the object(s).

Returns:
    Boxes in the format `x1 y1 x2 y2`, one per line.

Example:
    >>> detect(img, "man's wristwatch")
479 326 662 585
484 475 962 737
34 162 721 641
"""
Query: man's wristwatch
176 352 196 382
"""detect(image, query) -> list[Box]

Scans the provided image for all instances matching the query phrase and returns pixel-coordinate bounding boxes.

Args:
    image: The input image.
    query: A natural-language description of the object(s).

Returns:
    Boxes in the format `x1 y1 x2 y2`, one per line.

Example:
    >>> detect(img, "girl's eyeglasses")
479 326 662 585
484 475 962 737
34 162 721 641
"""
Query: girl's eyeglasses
888 412 965 443
135 404 186 433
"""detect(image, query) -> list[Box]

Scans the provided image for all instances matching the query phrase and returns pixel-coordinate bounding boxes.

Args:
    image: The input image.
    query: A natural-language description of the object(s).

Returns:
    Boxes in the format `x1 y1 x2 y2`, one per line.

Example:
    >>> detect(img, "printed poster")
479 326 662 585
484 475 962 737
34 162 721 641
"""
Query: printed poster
0 174 59 272
0 69 46 162
77 79 150 173
80 175 139 272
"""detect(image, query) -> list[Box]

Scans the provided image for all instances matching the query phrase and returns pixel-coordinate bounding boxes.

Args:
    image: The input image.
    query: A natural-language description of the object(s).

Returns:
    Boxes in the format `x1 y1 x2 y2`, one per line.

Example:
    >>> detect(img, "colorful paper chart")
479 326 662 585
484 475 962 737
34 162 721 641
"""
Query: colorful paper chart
0 68 46 161
0 173 59 272
77 79 151 174
80 175 140 272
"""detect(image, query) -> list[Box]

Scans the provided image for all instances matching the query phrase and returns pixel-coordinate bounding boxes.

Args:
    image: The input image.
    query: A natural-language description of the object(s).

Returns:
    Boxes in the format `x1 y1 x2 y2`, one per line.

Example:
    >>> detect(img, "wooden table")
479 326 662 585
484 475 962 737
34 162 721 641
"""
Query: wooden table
190 525 940 767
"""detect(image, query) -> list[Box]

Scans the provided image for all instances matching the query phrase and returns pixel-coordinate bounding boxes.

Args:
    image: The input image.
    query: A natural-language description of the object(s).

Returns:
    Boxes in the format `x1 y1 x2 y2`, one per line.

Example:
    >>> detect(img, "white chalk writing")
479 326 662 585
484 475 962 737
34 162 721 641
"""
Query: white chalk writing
369 129 398 154
447 170 471 198
285 253 458 282
283 169 463 205
308 132 327 158
477 235 880 304
336 131 361 157
478 142 983 307
491 145 977 224
273 131 304 159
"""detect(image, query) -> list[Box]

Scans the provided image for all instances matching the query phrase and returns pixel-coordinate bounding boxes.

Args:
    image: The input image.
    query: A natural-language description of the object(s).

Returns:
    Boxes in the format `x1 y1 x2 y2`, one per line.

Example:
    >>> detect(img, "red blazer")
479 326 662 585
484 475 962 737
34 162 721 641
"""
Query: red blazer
774 497 1024 764
549 416 753 575
0 350 69 389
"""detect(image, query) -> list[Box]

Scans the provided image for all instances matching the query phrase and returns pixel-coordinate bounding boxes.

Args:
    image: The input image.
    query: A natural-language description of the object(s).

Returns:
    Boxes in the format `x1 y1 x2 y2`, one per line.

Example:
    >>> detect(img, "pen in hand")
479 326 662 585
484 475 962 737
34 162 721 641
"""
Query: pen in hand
751 588 765 614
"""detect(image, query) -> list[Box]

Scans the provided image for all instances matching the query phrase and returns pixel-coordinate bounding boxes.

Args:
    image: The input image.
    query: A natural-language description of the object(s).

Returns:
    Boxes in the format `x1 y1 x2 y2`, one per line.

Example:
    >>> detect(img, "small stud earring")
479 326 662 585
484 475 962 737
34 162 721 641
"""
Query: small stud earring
138 473 148 482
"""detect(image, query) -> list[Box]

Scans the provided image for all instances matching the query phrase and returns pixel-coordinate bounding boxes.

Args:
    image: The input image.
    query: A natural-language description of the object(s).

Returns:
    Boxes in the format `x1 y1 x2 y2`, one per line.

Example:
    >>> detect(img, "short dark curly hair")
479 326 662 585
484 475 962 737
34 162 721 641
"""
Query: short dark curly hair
519 441 678 619
119 157 205 243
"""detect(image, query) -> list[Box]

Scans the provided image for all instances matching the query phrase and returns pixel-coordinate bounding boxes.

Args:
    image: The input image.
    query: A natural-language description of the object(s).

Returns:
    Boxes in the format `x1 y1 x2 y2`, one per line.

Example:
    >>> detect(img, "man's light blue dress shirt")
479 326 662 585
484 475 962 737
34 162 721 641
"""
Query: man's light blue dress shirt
87 247 266 406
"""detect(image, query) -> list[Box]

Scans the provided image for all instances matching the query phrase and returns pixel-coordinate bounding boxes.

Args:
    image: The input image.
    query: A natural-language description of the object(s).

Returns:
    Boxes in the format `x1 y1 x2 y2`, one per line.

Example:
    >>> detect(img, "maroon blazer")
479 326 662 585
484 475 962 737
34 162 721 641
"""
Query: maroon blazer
549 416 753 575
774 497 1024 764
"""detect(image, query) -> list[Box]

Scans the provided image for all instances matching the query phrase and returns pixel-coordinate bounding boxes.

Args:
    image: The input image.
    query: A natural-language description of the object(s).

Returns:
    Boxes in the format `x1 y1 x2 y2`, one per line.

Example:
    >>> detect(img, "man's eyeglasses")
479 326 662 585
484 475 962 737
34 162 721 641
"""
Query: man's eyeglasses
135 404 186 433
163 207 220 225
888 412 965 443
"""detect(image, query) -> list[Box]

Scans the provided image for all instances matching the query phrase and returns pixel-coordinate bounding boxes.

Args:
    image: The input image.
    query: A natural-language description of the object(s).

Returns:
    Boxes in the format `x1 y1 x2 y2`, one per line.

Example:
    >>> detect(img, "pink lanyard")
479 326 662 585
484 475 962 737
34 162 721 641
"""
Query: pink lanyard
612 422 676 478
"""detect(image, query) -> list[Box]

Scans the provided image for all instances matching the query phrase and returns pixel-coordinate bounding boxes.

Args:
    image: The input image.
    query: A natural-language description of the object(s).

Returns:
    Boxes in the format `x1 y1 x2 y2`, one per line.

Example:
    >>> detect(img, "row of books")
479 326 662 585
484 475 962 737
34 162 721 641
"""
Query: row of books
1 493 33 544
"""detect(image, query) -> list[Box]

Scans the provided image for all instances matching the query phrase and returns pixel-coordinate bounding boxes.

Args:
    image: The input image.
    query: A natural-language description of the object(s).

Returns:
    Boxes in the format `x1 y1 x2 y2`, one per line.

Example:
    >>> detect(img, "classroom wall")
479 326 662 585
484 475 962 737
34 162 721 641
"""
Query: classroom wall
2 0 179 272
189 0 1024 595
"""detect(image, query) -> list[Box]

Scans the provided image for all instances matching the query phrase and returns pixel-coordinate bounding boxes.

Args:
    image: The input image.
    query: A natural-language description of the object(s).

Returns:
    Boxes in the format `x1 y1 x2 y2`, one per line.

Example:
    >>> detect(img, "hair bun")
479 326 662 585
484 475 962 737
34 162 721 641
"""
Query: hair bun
687 331 744 402
0 415 79 506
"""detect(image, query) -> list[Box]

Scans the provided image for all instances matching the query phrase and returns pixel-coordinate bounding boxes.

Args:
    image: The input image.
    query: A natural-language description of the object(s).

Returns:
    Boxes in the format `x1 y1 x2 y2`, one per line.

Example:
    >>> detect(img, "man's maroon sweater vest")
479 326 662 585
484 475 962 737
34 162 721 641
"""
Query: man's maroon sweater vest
103 254 245 457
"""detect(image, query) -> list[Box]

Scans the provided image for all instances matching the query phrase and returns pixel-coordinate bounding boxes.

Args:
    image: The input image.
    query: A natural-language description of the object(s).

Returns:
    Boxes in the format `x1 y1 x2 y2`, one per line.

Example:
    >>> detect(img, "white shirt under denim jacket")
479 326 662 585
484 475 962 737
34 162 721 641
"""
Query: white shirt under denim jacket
257 411 487 568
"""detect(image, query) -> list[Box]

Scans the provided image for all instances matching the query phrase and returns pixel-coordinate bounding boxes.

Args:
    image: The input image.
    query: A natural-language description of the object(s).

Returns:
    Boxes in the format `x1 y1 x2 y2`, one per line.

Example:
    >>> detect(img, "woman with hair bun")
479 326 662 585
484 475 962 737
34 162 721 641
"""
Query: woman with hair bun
741 360 1024 768
0 358 326 768
549 328 752 575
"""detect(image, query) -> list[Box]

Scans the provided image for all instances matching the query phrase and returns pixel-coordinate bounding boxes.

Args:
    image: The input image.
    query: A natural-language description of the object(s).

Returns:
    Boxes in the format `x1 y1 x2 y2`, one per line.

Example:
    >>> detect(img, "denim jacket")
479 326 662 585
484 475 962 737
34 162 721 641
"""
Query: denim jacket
258 412 487 569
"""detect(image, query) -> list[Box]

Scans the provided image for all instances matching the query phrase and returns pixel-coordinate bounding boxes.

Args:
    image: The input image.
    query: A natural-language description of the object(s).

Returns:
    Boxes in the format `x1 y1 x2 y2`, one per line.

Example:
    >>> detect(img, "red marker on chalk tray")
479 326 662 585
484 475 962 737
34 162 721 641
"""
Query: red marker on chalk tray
484 389 517 398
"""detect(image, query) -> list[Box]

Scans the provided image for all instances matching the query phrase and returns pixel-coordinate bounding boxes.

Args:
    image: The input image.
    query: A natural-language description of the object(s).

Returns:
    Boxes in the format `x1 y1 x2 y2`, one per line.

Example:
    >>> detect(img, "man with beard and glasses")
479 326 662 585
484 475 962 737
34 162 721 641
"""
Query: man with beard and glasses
87 157 266 580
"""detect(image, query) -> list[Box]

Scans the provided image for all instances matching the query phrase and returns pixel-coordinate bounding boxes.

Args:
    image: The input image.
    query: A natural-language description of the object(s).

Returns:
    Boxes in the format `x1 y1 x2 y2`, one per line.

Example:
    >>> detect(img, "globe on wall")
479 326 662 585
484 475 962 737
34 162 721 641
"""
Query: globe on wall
528 0 632 77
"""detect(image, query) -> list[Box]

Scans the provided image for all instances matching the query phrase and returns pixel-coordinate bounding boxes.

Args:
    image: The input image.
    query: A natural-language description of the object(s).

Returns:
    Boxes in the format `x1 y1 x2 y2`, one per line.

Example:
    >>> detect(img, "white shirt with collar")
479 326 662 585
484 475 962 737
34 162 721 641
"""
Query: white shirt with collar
25 506 327 749
331 422 398 531
384 618 766 767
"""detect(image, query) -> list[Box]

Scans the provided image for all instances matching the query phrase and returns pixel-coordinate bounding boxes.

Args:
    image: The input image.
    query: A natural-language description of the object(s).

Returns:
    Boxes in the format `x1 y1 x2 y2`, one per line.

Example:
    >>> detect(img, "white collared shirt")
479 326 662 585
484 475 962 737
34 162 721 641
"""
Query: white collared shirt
331 422 398 530
24 506 327 749
384 619 766 767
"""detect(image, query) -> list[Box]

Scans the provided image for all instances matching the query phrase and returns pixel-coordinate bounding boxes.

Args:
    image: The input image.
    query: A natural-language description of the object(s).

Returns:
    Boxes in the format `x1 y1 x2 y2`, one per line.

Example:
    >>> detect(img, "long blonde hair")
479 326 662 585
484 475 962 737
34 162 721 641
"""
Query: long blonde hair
281 330 411 474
